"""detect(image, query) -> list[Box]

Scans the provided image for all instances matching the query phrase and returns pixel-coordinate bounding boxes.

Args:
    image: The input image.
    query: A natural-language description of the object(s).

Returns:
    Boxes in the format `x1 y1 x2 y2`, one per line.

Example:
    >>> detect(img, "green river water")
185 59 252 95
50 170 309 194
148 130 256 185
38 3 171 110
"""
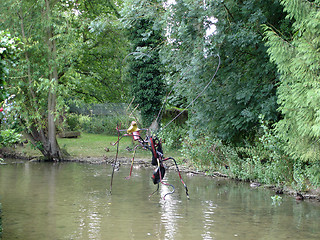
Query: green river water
0 159 319 240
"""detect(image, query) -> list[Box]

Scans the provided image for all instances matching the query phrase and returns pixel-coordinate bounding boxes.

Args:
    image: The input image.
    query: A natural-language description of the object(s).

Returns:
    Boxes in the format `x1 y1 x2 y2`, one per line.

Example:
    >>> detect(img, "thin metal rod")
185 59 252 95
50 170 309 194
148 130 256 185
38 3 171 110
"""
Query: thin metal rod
126 145 140 179
149 184 160 198
110 124 120 194
164 157 189 199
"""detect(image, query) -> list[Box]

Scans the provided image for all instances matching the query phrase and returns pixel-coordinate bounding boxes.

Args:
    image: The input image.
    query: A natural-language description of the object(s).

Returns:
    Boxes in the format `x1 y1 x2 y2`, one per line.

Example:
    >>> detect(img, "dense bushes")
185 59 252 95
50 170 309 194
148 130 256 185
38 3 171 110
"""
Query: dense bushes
155 0 320 192
180 127 292 185
178 117 320 190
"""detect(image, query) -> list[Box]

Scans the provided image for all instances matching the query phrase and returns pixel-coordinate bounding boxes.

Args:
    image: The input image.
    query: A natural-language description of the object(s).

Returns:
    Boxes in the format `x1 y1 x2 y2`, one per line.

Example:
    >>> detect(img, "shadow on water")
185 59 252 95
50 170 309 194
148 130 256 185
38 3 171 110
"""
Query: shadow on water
0 159 319 240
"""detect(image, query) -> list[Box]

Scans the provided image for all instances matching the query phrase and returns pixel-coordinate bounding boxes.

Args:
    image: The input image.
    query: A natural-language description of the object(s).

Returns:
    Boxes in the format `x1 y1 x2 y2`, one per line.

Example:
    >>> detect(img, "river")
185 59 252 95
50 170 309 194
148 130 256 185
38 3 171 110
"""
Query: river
0 159 319 240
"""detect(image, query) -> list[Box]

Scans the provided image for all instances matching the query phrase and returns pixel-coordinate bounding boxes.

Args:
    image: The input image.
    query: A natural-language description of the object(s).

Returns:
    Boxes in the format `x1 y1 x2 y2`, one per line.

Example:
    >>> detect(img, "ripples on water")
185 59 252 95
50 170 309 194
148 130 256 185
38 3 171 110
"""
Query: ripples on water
0 160 319 240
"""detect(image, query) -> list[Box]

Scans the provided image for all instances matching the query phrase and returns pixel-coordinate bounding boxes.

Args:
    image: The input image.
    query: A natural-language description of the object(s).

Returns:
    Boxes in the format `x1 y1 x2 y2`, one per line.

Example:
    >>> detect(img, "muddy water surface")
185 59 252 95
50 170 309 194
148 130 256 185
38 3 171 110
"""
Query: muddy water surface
0 159 319 240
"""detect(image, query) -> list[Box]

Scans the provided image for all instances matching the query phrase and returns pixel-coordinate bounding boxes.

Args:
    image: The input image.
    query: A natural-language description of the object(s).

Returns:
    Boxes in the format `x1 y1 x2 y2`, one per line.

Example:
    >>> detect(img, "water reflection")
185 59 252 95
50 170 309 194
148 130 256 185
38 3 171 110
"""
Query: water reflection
159 184 180 240
75 197 103 240
0 161 319 240
201 200 216 240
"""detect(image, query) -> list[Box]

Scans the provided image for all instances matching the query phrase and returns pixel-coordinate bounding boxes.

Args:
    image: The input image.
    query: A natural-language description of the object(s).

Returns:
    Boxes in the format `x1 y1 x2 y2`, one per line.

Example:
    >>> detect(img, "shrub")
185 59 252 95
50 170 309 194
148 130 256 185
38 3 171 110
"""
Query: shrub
65 113 82 131
181 133 239 172
233 117 292 184
0 129 22 147
158 124 187 150
306 162 320 187
180 116 295 186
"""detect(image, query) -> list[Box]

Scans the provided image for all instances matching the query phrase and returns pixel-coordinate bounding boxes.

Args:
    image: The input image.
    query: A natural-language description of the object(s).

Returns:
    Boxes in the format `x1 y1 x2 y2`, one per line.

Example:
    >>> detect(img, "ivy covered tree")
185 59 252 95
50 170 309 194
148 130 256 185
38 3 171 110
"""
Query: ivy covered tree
121 0 165 127
264 0 320 163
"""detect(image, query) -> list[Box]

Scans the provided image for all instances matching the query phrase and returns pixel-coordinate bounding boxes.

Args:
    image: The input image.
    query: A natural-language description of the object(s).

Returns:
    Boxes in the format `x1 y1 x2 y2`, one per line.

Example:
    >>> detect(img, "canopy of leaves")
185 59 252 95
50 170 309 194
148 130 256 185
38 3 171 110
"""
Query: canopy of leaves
0 0 128 105
60 0 129 103
162 0 288 143
265 0 320 162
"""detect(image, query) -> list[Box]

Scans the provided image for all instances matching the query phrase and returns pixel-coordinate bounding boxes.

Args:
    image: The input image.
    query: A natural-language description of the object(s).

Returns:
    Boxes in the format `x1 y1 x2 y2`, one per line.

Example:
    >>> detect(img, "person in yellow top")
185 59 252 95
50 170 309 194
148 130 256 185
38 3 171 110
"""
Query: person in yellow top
127 121 141 141
127 121 140 134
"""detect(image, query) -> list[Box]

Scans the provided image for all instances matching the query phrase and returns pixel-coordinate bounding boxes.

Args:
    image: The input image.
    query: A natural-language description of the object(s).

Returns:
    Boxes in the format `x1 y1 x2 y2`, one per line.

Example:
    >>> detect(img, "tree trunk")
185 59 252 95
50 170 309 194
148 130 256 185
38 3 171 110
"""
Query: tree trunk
45 0 61 160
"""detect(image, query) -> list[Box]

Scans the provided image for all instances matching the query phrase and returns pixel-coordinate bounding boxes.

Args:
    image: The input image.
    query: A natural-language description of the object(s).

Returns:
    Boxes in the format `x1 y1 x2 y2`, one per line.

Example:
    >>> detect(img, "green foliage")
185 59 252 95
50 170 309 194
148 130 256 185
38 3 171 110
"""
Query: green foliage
264 0 320 163
306 162 320 187
0 0 128 159
181 133 239 172
64 113 83 132
121 0 165 127
205 0 287 142
234 123 291 185
0 30 20 102
292 161 308 192
0 30 22 148
63 0 129 103
180 116 294 185
158 124 187 150
81 115 129 135
0 129 22 147
163 0 320 189
161 0 213 110
162 0 287 143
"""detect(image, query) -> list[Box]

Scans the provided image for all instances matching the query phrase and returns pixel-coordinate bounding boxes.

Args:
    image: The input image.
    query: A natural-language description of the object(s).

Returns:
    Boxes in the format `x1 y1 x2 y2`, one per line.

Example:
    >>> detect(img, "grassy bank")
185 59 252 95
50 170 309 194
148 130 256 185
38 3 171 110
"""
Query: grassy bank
58 133 130 159
9 133 181 161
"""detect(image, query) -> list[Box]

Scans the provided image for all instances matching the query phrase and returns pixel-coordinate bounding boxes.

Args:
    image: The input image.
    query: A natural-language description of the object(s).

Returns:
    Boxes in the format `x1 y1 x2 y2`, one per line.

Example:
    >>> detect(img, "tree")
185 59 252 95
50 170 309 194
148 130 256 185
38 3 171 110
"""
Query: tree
0 0 127 160
161 0 215 128
162 0 290 143
121 0 165 127
161 1 300 186
264 0 320 162
61 0 129 103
